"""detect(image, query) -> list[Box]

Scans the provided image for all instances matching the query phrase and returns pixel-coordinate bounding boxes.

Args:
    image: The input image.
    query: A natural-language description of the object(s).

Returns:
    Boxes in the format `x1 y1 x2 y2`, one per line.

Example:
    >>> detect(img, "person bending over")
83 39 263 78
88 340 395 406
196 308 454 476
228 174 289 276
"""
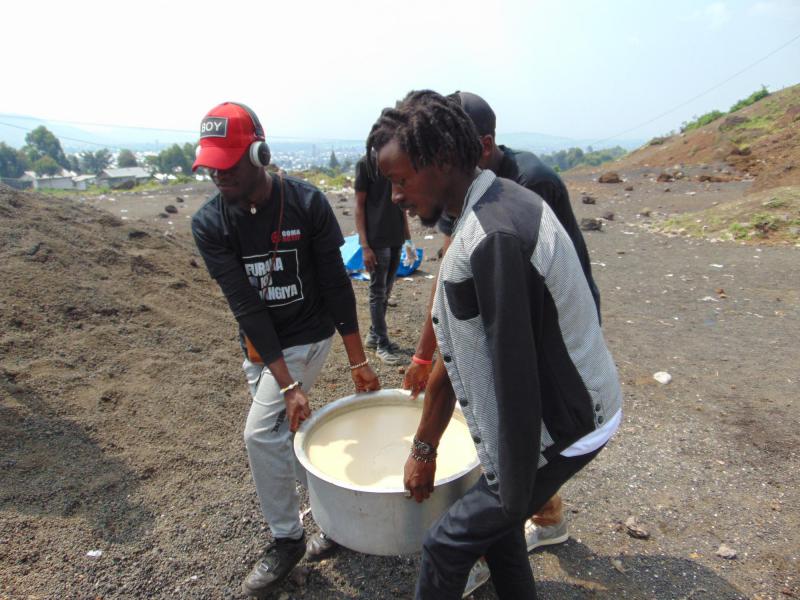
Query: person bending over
191 102 379 598
368 90 621 599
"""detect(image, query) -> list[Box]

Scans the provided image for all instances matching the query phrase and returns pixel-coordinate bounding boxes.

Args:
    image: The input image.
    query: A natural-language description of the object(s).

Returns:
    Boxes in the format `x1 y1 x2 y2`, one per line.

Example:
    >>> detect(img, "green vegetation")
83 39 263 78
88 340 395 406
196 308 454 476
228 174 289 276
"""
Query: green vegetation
79 148 112 174
682 110 726 132
653 186 800 244
36 175 194 198
1 124 201 182
733 114 774 131
680 86 771 133
32 156 61 176
763 197 788 209
540 146 627 172
728 222 749 239
0 142 31 177
23 126 70 170
146 143 195 175
648 136 670 146
291 167 352 190
117 149 138 168
729 86 769 113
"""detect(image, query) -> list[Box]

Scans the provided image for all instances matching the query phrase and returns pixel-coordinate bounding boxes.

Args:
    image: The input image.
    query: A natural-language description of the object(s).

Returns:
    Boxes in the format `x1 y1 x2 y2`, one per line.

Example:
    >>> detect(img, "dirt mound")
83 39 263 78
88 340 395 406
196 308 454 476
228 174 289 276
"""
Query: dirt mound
0 184 253 596
614 84 800 192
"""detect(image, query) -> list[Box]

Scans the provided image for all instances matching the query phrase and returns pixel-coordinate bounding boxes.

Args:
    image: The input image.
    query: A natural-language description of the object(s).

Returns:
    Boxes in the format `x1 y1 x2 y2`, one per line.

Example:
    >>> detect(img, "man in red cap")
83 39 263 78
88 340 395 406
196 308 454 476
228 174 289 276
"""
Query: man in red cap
191 102 380 598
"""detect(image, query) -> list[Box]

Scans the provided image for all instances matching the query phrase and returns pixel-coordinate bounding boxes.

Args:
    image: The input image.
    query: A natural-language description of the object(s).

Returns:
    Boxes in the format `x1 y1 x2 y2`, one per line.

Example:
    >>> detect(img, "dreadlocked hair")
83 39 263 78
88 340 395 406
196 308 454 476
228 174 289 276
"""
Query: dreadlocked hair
365 90 482 175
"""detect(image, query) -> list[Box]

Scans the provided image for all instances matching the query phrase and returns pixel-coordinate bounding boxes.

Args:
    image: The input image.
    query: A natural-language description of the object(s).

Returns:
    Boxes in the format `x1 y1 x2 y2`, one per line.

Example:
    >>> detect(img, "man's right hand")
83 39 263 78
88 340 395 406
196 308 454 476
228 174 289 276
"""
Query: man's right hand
403 360 432 400
362 246 377 272
284 387 311 432
404 454 436 503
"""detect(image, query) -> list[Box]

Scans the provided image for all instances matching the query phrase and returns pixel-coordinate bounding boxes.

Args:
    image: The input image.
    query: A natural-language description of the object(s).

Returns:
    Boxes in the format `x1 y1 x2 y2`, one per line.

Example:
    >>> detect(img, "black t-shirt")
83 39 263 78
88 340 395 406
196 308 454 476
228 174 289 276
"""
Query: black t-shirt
355 156 404 248
438 146 601 318
192 174 358 363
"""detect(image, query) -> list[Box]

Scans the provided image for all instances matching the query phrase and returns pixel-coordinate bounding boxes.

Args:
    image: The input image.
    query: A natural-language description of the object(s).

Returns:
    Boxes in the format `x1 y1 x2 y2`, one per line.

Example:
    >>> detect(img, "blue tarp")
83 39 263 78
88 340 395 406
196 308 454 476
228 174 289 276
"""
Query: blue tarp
340 234 423 280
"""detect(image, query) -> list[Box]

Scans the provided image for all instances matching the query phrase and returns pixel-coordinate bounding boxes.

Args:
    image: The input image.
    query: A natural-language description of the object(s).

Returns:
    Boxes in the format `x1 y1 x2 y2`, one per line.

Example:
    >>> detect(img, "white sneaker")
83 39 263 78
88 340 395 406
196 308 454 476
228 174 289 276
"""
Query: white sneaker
524 517 569 552
462 557 490 598
376 345 403 365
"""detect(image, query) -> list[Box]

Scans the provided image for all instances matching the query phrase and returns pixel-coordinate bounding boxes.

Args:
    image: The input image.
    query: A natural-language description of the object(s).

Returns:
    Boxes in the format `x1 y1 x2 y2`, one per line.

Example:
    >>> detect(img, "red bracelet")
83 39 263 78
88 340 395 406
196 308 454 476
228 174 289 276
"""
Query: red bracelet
411 355 433 365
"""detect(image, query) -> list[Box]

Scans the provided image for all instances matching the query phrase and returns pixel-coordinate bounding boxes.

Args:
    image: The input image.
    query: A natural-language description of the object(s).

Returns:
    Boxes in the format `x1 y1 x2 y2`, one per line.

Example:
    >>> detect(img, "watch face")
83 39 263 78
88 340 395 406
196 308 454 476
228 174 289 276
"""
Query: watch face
414 438 435 456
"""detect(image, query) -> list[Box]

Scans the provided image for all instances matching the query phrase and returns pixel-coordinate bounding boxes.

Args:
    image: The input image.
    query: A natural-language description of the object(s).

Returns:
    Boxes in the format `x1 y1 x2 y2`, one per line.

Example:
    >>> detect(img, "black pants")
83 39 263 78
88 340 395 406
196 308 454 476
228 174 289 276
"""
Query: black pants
367 246 400 348
415 447 603 600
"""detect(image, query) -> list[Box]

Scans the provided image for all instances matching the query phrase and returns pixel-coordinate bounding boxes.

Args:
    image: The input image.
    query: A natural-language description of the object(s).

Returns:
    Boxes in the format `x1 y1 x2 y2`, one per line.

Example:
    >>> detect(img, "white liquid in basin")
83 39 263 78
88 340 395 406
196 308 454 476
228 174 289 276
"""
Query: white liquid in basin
306 404 477 489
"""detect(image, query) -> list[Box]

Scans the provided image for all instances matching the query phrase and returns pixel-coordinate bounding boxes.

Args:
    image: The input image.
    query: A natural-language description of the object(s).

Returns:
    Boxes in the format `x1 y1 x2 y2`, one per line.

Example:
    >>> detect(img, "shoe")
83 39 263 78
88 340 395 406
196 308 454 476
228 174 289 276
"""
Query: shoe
306 530 339 562
365 335 401 353
376 345 403 365
525 517 569 552
241 536 305 598
383 339 402 353
364 334 378 350
462 557 490 598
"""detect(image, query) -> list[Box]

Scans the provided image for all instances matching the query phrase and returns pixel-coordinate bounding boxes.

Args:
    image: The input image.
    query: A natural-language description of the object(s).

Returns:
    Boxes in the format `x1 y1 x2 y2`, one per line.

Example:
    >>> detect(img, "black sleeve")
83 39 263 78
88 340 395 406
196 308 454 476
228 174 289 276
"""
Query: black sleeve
529 180 570 229
191 216 283 364
437 213 455 237
354 158 370 193
308 191 359 336
471 232 542 519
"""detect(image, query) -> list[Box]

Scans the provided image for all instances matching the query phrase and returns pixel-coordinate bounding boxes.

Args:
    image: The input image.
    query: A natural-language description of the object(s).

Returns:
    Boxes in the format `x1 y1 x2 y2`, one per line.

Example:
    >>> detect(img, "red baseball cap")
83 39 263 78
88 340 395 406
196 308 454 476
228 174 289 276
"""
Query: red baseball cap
192 102 264 171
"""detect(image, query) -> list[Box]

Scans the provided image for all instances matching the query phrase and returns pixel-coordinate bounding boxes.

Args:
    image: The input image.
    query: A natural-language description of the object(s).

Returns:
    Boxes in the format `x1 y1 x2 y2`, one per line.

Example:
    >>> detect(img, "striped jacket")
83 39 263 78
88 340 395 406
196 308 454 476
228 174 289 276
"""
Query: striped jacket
431 170 622 518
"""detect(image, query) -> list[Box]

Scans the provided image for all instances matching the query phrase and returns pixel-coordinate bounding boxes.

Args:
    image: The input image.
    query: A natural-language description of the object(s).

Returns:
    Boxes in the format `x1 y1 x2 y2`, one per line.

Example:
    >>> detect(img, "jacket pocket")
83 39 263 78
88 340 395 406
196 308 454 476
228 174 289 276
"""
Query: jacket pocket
444 277 480 320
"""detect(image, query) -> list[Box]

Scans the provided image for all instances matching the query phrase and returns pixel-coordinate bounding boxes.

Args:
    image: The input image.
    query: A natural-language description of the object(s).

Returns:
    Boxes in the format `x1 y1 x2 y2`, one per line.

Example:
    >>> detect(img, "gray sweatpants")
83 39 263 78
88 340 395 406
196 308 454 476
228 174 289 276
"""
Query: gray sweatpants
242 335 333 540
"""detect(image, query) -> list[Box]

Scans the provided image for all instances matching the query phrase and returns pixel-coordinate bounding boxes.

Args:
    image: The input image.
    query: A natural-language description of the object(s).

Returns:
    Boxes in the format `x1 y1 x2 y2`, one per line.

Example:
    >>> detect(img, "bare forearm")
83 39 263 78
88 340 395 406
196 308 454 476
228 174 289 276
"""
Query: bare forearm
402 211 411 240
355 191 369 248
341 331 368 366
266 355 294 389
416 311 438 361
415 359 456 447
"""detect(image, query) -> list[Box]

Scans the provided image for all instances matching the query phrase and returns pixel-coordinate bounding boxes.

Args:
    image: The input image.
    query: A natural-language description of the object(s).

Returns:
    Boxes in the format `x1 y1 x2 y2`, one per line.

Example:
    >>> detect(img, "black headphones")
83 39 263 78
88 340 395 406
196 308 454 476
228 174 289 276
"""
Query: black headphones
231 102 271 167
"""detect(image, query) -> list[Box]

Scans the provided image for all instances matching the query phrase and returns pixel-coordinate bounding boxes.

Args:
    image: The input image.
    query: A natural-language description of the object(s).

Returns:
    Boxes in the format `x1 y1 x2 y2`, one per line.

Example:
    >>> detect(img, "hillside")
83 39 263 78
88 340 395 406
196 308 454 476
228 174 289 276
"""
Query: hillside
612 84 800 192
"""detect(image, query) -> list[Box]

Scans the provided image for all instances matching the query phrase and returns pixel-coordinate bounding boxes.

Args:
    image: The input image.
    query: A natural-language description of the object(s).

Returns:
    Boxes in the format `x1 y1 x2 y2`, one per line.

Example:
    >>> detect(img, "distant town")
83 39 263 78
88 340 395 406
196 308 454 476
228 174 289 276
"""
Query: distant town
0 116 635 193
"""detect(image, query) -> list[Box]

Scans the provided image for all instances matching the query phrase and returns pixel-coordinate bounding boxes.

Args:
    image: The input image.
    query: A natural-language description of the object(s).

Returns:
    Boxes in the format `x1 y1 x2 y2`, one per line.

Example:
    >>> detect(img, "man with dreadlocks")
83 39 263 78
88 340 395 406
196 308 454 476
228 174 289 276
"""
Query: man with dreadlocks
401 92 601 580
367 90 622 599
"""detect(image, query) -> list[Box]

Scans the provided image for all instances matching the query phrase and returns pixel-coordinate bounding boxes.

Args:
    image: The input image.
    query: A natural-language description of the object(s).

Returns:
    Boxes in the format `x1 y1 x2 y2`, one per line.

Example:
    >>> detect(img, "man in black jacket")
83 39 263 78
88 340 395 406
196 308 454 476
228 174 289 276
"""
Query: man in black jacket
368 91 622 599
191 102 379 598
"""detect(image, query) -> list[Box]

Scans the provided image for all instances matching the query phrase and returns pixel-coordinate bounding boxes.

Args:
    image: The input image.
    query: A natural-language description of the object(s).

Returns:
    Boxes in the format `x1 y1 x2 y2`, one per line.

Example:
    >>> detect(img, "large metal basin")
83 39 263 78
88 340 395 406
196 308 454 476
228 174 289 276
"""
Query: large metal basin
294 389 480 555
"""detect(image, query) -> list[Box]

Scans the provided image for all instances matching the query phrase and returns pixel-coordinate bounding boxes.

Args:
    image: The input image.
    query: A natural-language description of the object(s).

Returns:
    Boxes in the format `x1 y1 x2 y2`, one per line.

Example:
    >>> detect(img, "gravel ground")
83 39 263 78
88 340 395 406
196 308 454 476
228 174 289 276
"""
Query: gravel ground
0 167 797 599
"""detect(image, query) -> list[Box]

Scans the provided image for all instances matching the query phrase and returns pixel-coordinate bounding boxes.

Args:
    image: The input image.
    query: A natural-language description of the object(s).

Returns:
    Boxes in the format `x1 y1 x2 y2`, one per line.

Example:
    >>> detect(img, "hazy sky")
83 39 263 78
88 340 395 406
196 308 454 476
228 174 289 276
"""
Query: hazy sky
2 0 799 145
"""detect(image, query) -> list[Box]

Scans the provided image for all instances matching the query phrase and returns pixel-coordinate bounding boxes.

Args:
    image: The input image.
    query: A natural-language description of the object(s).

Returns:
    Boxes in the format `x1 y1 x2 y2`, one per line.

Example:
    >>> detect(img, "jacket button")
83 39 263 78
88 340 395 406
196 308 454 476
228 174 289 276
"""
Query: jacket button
485 473 495 481
459 398 468 407
443 355 451 363
473 436 481 444
432 316 439 324
595 403 601 412
597 415 604 424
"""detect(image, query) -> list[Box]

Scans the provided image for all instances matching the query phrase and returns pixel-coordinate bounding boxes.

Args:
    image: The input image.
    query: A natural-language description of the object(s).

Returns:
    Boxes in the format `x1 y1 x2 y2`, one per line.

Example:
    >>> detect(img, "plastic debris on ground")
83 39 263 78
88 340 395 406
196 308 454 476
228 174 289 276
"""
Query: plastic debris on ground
653 371 672 384
339 234 423 281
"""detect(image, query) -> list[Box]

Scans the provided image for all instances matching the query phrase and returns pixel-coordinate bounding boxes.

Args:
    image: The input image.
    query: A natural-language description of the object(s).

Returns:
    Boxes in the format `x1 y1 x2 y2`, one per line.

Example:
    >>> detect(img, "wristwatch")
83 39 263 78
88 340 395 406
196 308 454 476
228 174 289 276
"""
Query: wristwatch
412 437 436 457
